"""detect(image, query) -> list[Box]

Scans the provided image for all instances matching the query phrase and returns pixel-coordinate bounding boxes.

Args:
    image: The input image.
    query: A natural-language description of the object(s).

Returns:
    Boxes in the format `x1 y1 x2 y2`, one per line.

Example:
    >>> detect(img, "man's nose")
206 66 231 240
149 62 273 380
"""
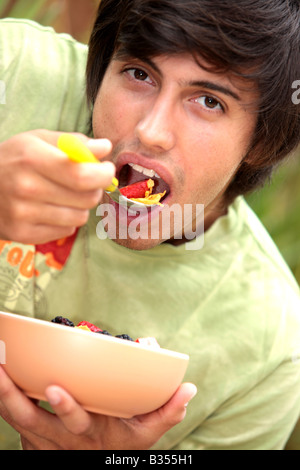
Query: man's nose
135 97 176 152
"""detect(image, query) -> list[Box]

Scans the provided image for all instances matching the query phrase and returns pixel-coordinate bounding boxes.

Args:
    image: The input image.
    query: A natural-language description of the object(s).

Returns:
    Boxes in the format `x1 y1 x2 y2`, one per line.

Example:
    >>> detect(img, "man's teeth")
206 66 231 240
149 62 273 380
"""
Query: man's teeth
128 163 160 179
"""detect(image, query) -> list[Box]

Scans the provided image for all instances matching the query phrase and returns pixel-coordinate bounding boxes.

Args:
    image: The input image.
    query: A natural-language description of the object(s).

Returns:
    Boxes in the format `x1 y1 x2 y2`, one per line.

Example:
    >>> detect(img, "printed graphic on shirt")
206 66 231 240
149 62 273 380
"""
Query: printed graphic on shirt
0 240 36 278
0 241 36 312
0 231 79 313
36 229 79 271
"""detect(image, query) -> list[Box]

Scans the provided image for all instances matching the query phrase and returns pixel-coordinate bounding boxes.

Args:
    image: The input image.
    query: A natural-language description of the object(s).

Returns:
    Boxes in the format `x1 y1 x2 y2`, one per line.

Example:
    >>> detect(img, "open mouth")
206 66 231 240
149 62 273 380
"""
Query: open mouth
117 163 171 205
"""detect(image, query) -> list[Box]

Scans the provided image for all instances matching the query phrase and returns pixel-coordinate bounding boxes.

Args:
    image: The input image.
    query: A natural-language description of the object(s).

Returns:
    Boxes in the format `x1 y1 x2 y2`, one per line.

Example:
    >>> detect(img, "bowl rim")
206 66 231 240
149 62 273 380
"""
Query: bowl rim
0 310 189 361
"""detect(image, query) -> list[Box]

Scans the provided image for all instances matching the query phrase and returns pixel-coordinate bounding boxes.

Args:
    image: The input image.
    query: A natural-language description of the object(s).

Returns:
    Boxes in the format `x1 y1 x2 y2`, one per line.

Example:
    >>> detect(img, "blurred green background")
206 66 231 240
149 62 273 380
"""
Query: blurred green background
1 0 300 285
0 0 99 42
247 154 300 286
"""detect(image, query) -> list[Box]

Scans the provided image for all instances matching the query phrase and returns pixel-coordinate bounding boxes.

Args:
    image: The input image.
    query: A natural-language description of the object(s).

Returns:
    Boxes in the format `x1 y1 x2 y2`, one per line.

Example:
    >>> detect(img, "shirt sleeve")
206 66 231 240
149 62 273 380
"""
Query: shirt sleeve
0 18 92 141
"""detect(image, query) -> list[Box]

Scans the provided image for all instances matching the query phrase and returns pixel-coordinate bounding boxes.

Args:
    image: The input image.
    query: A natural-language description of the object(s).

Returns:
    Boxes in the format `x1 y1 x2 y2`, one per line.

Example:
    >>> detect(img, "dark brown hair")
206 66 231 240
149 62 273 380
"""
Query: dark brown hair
86 0 300 201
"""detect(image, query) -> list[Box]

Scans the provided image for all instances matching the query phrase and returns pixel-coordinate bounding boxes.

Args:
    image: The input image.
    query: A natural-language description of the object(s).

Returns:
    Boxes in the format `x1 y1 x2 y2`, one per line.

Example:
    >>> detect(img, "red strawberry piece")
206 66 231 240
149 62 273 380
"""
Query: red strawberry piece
76 321 102 333
120 179 151 199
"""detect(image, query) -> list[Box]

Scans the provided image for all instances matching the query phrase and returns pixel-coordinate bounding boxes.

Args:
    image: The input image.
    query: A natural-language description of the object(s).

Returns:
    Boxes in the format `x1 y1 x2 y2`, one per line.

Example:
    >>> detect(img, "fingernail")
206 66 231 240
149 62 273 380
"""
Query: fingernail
184 385 198 407
87 139 112 152
99 161 115 172
46 389 61 406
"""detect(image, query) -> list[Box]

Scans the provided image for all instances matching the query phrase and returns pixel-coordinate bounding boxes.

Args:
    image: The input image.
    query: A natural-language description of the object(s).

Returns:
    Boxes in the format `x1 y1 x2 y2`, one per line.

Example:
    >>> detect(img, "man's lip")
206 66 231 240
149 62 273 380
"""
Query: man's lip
116 153 173 190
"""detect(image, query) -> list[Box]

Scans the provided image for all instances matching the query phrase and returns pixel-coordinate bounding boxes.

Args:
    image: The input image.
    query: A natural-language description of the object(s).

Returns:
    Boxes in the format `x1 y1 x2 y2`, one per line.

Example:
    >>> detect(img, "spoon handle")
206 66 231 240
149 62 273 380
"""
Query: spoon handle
57 134 118 192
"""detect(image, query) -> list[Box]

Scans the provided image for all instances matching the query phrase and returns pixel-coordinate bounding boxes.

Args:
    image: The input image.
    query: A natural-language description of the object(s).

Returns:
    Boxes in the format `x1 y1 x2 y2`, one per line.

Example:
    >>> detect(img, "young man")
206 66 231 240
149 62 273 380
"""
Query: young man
0 0 300 450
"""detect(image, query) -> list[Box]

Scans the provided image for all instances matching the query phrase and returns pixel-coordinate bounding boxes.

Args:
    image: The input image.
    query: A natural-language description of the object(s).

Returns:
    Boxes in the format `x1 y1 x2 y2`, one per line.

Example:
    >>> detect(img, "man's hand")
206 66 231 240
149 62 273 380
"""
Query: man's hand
0 365 197 450
0 130 115 244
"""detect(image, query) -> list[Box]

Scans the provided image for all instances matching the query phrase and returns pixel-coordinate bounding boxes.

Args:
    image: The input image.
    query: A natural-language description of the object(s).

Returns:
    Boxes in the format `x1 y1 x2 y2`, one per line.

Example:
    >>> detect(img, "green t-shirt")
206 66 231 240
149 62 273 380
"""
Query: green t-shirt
1 19 300 451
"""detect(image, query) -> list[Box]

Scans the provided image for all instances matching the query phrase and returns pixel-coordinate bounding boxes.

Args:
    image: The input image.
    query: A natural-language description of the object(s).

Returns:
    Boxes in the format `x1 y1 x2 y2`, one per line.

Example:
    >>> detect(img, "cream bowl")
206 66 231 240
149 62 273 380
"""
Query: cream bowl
0 311 189 418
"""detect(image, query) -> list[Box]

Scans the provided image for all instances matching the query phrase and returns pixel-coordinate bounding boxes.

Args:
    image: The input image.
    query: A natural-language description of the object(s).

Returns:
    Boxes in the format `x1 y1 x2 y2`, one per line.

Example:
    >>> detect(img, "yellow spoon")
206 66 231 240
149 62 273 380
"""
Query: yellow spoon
57 134 118 192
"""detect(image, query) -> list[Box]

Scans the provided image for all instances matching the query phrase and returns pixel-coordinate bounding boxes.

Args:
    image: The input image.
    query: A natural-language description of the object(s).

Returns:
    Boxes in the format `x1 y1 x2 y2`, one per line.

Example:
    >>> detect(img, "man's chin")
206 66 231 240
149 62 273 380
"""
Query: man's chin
97 196 174 250
109 234 166 251
96 196 205 250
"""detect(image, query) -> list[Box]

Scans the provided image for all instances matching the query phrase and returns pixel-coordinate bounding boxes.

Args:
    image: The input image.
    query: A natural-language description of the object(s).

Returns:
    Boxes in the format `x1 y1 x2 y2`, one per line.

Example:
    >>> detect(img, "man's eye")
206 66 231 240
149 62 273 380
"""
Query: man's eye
126 68 151 83
195 96 224 111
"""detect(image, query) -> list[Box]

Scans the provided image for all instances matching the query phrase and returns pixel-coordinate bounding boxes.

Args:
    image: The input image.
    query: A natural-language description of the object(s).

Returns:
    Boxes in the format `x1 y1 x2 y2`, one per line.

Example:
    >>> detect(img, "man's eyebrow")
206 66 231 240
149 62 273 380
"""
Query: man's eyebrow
183 80 241 101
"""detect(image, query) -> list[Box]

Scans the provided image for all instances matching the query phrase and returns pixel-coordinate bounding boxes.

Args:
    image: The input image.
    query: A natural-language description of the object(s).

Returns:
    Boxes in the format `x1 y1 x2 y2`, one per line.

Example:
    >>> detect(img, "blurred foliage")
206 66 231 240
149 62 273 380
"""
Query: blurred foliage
0 0 99 42
1 0 299 285
0 0 64 26
247 153 300 286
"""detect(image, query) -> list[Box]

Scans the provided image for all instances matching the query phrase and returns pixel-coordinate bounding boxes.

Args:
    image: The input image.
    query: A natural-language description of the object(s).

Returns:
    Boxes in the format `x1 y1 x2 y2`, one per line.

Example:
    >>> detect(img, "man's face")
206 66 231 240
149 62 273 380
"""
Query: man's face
93 53 257 250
